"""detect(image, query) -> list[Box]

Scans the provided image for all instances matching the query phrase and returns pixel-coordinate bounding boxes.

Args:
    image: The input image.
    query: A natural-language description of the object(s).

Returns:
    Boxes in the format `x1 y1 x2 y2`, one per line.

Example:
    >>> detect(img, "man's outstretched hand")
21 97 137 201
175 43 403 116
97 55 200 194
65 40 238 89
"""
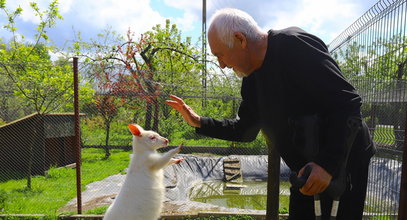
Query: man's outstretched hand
165 95 201 128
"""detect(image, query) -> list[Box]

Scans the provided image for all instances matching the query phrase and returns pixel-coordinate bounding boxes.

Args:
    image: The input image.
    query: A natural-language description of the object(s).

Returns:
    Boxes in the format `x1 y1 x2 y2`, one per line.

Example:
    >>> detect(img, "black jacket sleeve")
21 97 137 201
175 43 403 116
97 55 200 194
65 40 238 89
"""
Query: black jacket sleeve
196 79 261 142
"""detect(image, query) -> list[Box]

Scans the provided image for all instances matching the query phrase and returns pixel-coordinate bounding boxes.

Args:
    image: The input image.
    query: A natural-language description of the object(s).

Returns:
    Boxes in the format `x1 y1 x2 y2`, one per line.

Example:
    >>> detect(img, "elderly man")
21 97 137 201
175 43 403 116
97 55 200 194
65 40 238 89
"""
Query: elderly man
166 8 375 220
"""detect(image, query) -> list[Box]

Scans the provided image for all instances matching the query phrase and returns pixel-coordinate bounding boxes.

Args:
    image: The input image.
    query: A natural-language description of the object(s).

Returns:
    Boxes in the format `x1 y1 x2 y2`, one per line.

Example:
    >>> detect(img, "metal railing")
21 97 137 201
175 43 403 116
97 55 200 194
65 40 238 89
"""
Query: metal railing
329 0 407 218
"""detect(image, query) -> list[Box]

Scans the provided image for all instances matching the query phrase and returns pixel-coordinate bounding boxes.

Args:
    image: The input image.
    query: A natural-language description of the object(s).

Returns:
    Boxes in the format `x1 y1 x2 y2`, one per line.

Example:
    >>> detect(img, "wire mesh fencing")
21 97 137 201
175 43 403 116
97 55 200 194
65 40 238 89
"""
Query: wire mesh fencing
329 0 407 217
351 79 404 217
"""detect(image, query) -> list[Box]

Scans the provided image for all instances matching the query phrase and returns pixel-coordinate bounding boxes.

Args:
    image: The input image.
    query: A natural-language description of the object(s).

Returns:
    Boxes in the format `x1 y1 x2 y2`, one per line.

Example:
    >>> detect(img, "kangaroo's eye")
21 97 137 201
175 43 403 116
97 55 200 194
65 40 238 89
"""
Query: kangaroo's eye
149 136 156 140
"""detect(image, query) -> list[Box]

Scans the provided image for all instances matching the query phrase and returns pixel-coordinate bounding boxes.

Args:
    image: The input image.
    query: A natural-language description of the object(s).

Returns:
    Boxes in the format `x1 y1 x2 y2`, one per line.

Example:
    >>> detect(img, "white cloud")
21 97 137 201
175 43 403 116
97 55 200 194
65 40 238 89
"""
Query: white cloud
67 0 166 36
263 0 359 43
201 0 373 44
174 10 200 32
4 0 168 39
162 0 202 32
0 0 179 49
58 0 73 14
163 0 201 11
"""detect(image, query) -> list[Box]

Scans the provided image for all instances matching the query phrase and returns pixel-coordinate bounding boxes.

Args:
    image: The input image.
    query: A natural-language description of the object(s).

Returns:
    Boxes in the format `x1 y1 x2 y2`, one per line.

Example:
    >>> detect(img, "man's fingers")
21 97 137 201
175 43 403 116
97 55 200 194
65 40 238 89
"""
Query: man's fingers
165 100 184 111
300 176 329 195
300 181 321 195
166 95 188 111
298 167 304 177
169 95 184 104
165 100 177 107
166 95 201 128
300 176 315 195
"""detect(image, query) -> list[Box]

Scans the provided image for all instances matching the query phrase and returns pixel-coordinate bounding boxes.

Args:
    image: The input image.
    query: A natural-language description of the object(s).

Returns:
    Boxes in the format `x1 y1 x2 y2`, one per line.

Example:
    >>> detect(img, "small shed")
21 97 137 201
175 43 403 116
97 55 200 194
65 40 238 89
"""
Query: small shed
0 113 79 176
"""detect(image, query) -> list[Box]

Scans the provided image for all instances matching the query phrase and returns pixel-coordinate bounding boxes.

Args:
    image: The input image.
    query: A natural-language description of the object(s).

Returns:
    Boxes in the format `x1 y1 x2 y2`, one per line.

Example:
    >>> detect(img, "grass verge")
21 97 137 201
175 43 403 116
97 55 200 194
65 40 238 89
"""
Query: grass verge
0 148 130 215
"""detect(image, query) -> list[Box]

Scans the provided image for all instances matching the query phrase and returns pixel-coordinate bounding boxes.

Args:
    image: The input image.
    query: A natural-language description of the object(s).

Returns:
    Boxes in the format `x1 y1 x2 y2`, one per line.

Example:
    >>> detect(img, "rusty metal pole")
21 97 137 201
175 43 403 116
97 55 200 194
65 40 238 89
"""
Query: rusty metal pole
201 0 207 108
73 57 82 214
399 104 407 220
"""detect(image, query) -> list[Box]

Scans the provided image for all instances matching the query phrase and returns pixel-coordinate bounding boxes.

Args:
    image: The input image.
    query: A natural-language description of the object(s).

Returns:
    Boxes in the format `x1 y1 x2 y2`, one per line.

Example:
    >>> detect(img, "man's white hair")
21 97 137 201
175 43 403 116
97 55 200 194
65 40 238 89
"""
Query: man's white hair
209 8 262 48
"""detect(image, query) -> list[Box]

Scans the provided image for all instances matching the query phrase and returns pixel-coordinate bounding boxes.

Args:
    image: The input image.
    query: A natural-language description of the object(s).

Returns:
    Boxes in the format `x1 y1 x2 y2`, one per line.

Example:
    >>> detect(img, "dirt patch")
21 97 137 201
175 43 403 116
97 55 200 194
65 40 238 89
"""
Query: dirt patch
161 200 223 215
59 194 114 213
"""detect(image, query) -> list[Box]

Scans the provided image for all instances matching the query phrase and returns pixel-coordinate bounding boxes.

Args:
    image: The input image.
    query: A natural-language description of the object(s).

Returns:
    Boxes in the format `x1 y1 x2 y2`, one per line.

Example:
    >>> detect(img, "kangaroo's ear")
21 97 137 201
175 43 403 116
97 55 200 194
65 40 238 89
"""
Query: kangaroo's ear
128 124 142 136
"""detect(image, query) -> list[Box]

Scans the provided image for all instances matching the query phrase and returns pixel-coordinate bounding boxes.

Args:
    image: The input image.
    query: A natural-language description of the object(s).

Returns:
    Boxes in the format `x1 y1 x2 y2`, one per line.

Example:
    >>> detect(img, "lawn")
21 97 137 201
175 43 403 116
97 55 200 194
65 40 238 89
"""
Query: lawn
373 125 395 146
0 148 130 216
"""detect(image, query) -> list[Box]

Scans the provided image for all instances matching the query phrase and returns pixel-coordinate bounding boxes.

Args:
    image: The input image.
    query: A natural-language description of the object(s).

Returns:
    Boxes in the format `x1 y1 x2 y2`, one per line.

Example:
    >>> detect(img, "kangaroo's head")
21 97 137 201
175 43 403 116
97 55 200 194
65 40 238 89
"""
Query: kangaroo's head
128 124 169 152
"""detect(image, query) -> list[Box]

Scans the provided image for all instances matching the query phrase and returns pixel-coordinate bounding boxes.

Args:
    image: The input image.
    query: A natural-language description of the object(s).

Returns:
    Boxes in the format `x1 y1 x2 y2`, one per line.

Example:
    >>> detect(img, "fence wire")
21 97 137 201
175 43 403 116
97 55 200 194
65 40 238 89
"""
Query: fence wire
329 0 407 217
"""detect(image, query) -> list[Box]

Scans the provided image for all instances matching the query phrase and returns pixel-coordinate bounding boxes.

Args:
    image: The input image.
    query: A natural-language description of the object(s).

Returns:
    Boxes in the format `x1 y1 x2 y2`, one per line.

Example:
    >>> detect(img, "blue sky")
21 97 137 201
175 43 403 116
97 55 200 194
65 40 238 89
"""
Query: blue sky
0 0 380 50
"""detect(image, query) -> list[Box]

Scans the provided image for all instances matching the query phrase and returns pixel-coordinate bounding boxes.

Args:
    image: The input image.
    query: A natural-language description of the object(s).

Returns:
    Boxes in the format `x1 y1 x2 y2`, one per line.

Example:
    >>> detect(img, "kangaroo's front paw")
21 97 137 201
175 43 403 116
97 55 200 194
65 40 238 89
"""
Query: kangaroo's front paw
176 143 183 153
174 158 184 164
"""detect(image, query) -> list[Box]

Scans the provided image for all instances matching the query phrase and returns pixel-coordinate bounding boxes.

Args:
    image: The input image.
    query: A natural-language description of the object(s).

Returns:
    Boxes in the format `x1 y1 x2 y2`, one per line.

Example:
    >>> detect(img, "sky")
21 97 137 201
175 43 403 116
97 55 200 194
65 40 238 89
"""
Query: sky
0 0 380 50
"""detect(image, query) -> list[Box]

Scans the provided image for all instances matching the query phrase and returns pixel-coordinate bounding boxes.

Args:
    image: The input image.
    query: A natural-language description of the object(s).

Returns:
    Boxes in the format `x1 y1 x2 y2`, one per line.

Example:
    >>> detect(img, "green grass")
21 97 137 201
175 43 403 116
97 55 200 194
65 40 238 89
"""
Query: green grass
82 205 109 215
373 125 395 145
0 148 131 216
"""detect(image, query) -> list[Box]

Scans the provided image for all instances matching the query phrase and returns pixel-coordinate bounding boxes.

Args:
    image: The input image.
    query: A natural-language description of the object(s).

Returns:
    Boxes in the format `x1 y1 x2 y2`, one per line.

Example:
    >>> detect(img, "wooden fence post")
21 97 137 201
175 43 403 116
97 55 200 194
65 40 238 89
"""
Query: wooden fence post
264 133 280 220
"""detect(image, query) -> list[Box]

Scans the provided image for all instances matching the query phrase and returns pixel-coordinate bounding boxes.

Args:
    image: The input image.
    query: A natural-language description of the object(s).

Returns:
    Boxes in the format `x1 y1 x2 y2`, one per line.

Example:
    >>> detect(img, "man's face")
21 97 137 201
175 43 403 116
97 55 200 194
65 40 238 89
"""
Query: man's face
208 28 249 78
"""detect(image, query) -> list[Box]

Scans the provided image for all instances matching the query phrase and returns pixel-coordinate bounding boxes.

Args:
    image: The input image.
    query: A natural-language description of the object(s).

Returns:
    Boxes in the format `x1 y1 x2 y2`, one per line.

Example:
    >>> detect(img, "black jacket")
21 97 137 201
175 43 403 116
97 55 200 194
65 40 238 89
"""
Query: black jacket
197 27 375 177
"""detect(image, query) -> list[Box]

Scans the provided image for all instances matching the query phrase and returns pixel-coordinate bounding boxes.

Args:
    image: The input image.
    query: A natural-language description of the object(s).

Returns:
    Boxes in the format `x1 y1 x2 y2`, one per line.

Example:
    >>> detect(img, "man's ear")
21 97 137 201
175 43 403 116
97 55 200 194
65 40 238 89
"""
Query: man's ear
234 32 247 49
128 124 142 137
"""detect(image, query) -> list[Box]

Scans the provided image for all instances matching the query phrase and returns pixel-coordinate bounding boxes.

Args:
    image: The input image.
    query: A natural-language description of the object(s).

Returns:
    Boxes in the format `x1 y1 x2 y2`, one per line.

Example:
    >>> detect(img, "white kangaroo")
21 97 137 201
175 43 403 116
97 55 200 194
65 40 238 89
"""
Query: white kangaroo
103 124 183 220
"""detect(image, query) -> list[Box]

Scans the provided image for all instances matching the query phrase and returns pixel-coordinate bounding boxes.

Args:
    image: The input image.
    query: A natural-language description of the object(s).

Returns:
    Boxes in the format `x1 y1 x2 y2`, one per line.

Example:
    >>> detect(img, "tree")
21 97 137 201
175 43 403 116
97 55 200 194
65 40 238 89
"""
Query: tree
333 35 407 150
74 20 204 158
96 95 119 158
369 36 407 150
0 0 93 188
333 36 407 80
332 41 368 79
115 20 203 132
0 56 27 122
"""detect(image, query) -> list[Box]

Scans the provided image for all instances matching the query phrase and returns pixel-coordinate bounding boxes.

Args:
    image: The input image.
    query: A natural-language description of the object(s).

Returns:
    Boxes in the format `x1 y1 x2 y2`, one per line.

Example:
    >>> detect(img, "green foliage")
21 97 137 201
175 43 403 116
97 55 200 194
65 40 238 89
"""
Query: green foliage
369 216 395 220
81 115 131 146
0 0 5 9
0 189 7 212
333 41 367 79
0 0 93 117
15 14 249 154
3 47 73 113
333 35 407 80
1 0 60 45
79 94 266 150
0 117 6 126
